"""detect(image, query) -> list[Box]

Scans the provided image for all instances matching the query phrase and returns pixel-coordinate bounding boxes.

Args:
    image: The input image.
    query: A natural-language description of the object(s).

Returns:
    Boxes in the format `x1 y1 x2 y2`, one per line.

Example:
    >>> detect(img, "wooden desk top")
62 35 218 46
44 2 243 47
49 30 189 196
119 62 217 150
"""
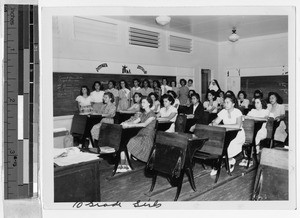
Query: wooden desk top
157 118 173 123
174 132 208 141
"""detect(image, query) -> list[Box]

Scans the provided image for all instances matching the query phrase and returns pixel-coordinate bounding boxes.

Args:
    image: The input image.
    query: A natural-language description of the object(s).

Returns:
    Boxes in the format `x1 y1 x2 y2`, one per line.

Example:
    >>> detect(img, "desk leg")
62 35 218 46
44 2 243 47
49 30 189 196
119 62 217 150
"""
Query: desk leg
224 152 232 176
112 151 121 177
124 147 134 170
185 167 196 191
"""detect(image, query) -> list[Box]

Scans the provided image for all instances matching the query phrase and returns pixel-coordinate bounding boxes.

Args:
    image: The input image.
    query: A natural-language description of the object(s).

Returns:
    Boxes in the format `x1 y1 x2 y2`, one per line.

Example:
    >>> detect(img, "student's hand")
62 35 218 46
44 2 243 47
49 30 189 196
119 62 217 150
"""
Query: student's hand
189 125 195 132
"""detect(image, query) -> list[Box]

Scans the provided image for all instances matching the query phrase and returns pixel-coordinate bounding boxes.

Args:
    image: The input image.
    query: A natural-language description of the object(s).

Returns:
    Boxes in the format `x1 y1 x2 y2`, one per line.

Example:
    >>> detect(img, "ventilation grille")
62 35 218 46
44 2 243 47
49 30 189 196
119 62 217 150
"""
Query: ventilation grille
129 27 160 48
73 16 118 43
169 35 192 53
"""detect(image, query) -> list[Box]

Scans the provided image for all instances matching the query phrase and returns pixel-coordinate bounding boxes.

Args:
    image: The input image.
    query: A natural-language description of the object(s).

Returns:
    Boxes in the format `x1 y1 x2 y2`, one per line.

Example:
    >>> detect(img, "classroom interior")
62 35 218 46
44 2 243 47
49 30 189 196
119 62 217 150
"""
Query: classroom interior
51 12 292 204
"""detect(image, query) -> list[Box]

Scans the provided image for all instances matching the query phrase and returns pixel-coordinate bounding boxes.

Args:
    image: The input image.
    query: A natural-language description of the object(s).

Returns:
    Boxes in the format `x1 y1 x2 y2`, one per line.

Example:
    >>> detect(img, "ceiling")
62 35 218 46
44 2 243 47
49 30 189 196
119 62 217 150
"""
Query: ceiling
106 15 288 42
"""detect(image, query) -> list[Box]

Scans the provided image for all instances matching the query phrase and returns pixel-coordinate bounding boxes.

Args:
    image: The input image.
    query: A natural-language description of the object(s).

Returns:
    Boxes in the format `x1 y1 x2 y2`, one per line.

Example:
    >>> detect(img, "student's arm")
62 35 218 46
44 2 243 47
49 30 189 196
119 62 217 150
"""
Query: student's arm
216 116 243 129
275 105 286 121
157 112 177 122
122 116 155 128
101 105 116 118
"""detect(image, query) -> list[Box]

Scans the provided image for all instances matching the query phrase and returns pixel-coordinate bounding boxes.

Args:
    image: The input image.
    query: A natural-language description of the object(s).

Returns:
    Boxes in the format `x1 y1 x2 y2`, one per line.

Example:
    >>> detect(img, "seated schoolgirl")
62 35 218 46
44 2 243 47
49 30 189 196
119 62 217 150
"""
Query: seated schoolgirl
210 94 245 175
156 94 178 132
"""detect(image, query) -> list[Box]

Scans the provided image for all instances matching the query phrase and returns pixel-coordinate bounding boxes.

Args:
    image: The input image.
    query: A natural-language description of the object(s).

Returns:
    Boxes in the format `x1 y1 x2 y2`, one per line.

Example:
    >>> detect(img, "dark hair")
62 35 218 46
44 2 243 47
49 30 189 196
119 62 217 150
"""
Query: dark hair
225 90 235 97
171 80 177 87
224 94 238 108
108 80 116 88
80 85 90 96
188 89 196 97
142 79 150 88
119 80 130 89
237 90 247 99
167 90 178 99
132 92 142 104
206 90 217 101
153 80 161 88
188 79 193 83
219 91 225 97
162 94 175 105
133 78 140 85
191 93 200 102
162 78 168 84
253 89 263 99
253 98 268 109
268 92 283 104
148 92 159 101
180 79 187 85
141 96 153 108
92 81 103 91
104 92 114 103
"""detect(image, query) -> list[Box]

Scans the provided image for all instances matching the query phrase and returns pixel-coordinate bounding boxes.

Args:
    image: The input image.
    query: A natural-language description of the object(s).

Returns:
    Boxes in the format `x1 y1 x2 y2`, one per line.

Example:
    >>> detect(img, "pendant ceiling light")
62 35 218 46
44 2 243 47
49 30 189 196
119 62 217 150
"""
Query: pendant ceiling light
228 28 239 42
155 16 171 26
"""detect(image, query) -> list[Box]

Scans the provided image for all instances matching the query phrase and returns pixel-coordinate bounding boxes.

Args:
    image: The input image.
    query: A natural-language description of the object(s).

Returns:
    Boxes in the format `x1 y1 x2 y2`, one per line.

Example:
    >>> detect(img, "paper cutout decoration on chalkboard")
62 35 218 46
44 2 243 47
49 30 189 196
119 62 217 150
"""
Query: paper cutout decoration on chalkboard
137 65 147 74
122 65 131 74
96 63 108 72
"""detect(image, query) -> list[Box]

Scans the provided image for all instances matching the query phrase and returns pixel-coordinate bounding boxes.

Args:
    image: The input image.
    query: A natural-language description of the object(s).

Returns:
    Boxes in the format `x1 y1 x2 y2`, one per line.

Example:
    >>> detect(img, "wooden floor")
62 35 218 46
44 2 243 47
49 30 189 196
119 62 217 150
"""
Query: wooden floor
99 154 257 202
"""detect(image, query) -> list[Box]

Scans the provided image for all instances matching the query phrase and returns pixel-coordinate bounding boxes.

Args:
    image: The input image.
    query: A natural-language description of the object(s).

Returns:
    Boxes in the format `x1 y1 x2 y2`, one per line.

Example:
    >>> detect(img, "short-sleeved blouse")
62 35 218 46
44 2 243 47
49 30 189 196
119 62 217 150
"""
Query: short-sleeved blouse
159 106 178 122
203 100 218 113
247 109 270 118
90 90 104 103
218 108 243 126
75 95 93 107
105 88 119 98
267 103 285 118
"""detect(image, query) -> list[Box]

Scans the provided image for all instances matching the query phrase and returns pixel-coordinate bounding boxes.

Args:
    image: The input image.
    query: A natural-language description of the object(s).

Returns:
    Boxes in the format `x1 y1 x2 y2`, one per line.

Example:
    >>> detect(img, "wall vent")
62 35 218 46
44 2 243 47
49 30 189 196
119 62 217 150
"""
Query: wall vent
169 35 192 53
73 16 119 44
129 27 160 48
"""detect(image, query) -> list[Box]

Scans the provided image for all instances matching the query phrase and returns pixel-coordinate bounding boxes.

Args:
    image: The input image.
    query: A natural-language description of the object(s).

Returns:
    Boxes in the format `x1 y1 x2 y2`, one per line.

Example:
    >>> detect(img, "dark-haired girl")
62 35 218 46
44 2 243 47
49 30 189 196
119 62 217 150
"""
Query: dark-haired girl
237 90 250 109
178 79 189 105
75 85 93 114
117 80 130 111
149 92 161 113
90 81 104 113
140 79 154 97
118 96 157 172
90 92 116 141
211 94 245 174
157 94 178 132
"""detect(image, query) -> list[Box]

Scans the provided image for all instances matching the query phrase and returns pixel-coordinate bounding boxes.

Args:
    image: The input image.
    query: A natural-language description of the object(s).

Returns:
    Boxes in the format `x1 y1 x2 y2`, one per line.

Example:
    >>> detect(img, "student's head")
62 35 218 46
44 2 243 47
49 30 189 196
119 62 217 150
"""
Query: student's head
141 96 153 110
133 92 142 104
142 79 150 88
206 90 217 101
188 89 196 97
254 98 268 110
133 78 140 87
268 92 283 105
170 80 176 87
188 79 193 87
237 91 247 100
219 91 225 98
253 89 263 99
180 79 187 86
191 93 200 105
225 90 235 97
103 92 114 104
80 85 90 96
108 80 116 89
162 78 168 85
92 81 102 91
162 94 175 107
149 79 154 88
167 90 177 99
153 80 161 88
119 80 128 89
223 94 238 110
148 92 158 102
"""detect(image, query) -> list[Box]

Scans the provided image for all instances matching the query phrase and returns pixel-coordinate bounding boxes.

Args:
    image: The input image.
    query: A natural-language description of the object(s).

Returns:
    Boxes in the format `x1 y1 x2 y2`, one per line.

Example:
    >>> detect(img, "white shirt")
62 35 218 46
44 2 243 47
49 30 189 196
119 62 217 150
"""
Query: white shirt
90 90 104 103
218 108 243 126
161 85 172 95
247 109 270 118
203 100 218 113
159 106 178 122
75 95 92 107
193 103 199 114
238 99 250 109
267 103 285 118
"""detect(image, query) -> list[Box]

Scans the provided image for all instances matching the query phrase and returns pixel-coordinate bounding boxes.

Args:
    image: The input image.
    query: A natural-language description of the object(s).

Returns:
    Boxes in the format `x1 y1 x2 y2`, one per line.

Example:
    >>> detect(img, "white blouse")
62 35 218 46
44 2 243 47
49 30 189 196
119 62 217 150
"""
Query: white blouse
90 90 104 103
159 106 178 122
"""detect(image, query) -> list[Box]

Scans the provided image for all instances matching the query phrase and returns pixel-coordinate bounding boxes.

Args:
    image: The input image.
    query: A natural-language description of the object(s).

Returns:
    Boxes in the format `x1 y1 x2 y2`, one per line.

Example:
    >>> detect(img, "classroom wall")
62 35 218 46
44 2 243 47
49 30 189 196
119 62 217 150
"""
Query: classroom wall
53 16 218 129
217 33 288 92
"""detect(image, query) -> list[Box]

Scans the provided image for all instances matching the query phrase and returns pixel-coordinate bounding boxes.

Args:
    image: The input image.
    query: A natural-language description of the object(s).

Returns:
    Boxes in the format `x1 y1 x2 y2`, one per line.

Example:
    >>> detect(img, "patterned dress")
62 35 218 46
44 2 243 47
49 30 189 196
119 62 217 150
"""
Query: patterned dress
127 110 157 162
90 102 116 140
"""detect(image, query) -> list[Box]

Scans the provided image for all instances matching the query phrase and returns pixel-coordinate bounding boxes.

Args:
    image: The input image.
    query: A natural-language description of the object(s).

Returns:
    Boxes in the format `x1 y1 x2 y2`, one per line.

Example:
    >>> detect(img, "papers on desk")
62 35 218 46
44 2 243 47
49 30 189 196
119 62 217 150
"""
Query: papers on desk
99 146 115 154
54 147 100 166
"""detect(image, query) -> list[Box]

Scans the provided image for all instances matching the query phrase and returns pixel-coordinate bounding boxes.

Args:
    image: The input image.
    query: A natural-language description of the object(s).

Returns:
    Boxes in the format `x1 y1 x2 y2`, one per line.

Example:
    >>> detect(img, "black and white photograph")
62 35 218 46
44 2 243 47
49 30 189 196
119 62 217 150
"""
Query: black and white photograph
3 0 298 217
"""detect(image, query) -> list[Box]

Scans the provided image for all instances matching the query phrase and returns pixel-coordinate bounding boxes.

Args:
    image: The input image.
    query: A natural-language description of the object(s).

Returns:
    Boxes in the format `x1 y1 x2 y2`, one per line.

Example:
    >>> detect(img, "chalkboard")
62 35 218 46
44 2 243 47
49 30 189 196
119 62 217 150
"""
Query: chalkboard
241 76 288 104
53 72 176 116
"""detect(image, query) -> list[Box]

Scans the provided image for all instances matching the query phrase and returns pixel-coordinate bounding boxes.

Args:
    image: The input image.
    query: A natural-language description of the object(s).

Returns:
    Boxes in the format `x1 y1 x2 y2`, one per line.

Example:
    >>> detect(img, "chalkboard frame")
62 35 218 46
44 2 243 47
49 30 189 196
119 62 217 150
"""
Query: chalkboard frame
53 72 176 116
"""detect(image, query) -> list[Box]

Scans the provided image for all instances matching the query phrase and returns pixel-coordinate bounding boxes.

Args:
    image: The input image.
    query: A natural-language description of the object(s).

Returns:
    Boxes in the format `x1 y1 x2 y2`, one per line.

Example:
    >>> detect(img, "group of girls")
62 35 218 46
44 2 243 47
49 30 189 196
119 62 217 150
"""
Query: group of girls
75 78 287 175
